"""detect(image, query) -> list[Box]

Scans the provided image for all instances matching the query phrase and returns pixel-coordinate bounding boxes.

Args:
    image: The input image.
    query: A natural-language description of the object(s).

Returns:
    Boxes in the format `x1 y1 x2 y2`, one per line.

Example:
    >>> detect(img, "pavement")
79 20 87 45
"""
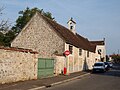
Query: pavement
0 71 90 90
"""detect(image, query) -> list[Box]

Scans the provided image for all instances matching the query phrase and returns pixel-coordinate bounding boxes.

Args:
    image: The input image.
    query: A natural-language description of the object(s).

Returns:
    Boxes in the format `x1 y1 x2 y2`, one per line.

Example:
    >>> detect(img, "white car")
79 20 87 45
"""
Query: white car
108 62 113 68
92 62 106 73
104 62 110 70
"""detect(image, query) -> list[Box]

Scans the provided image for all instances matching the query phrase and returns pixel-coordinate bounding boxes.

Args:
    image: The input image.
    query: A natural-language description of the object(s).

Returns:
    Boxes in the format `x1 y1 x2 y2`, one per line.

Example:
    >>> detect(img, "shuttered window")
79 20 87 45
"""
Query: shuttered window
79 48 82 56
87 51 89 57
69 45 73 54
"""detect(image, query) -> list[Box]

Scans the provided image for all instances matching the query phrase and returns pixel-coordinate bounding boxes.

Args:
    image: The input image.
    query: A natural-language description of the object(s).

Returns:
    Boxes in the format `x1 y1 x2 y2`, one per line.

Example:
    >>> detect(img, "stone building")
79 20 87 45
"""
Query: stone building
11 12 106 77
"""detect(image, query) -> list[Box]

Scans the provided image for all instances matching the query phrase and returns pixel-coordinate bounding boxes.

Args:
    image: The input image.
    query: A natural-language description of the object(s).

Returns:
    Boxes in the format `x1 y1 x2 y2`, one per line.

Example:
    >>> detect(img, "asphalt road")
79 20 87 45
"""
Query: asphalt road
44 64 120 90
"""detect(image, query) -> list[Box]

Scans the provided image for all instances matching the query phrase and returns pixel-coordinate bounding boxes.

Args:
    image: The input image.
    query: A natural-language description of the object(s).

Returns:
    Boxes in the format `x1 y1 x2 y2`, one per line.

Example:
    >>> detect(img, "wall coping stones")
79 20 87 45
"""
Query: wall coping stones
0 46 38 54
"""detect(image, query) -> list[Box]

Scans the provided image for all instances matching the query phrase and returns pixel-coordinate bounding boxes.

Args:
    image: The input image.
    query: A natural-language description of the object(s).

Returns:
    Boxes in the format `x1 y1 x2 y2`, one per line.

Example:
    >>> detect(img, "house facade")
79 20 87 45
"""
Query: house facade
90 40 106 62
11 12 106 77
11 12 65 59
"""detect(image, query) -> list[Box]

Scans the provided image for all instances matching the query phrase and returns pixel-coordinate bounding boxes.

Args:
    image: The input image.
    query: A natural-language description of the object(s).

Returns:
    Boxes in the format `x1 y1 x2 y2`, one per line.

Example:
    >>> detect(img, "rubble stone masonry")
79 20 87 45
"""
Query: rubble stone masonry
11 12 65 58
0 47 38 84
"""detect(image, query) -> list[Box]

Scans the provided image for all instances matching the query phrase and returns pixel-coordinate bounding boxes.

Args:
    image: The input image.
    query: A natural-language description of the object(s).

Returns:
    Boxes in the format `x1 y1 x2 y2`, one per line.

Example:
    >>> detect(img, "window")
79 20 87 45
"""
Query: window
79 48 82 56
87 51 89 57
98 49 102 55
70 26 73 29
69 45 73 54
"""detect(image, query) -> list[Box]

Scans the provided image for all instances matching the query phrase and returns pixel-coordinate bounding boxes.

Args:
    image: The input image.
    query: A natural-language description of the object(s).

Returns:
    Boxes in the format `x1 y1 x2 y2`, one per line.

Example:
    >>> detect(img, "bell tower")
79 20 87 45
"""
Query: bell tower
67 17 76 34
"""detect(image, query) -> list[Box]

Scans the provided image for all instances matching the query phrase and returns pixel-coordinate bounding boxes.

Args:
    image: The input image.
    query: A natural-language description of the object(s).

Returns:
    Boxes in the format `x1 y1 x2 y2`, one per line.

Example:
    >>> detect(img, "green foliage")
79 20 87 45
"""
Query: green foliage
111 54 120 63
0 6 15 46
43 12 54 20
0 30 16 46
0 32 4 46
4 30 16 46
112 55 120 60
0 7 54 47
12 7 54 33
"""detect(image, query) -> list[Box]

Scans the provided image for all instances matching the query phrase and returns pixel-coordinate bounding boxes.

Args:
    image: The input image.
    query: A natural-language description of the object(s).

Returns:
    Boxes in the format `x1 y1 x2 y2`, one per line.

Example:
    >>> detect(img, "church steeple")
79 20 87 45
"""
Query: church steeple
67 17 76 34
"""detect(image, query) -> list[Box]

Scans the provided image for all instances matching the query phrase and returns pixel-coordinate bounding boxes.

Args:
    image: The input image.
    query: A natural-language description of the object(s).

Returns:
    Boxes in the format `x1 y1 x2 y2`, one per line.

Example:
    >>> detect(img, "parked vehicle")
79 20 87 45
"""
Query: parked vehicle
92 62 106 73
108 62 113 68
104 62 110 70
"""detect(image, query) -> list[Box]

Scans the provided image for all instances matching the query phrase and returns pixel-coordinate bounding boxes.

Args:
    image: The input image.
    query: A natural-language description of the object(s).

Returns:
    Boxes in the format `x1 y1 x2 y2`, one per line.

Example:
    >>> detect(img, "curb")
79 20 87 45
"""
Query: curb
29 73 90 90
51 73 90 86
28 86 46 90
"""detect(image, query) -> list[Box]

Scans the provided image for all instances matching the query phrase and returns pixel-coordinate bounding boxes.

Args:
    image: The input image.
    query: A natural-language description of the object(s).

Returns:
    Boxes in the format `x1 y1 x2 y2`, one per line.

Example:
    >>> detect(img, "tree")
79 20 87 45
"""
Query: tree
12 7 54 34
0 6 10 31
0 32 4 45
0 6 12 46
0 7 55 47
3 30 16 46
110 54 120 63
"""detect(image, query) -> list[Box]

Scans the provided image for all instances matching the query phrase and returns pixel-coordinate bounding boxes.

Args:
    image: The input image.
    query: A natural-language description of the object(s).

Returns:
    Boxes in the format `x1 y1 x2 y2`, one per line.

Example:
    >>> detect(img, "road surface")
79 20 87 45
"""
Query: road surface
44 64 120 90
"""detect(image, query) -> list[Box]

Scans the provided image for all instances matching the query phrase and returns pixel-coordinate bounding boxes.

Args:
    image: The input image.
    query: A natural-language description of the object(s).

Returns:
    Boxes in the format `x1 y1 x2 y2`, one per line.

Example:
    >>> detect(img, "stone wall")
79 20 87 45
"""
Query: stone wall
0 47 38 84
54 56 65 75
11 12 65 58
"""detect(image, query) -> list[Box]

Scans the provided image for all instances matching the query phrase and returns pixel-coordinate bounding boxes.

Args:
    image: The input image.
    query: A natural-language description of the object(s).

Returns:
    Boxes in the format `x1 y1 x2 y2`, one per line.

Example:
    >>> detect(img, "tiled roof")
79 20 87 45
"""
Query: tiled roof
90 41 105 45
76 34 96 52
37 12 96 52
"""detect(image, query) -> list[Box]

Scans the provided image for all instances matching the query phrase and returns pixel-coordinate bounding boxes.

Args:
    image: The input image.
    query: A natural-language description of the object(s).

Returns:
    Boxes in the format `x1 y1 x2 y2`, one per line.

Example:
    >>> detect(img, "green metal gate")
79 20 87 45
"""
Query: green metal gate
38 58 54 78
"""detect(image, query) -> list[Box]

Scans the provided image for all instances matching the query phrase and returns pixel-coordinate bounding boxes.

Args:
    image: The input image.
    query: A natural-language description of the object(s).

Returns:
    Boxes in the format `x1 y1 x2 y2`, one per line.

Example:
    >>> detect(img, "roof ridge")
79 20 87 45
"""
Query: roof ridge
36 12 96 52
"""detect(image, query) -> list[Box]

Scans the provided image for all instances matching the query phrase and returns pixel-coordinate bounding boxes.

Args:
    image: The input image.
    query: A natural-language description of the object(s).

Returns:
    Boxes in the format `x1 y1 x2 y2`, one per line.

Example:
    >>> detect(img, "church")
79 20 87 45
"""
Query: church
11 12 106 78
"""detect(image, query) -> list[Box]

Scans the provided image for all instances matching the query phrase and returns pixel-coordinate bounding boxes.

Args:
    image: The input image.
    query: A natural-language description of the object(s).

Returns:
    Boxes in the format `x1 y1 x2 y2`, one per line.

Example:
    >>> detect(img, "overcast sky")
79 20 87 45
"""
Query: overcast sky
0 0 120 55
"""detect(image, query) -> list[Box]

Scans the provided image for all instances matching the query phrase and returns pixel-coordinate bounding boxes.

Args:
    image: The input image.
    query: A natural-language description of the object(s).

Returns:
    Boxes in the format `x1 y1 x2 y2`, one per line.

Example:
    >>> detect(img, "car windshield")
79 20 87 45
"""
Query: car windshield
94 63 103 66
104 62 108 65
108 62 112 64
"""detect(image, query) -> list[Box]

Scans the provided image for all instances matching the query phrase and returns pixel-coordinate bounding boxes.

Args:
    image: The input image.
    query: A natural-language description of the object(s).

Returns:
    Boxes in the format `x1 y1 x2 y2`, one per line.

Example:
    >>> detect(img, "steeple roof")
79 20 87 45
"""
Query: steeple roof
67 17 76 24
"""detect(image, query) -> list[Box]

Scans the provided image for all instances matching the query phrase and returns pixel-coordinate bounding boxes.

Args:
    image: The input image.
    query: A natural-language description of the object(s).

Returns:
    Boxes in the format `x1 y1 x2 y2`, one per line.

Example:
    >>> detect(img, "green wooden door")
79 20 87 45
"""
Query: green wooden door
38 58 54 78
